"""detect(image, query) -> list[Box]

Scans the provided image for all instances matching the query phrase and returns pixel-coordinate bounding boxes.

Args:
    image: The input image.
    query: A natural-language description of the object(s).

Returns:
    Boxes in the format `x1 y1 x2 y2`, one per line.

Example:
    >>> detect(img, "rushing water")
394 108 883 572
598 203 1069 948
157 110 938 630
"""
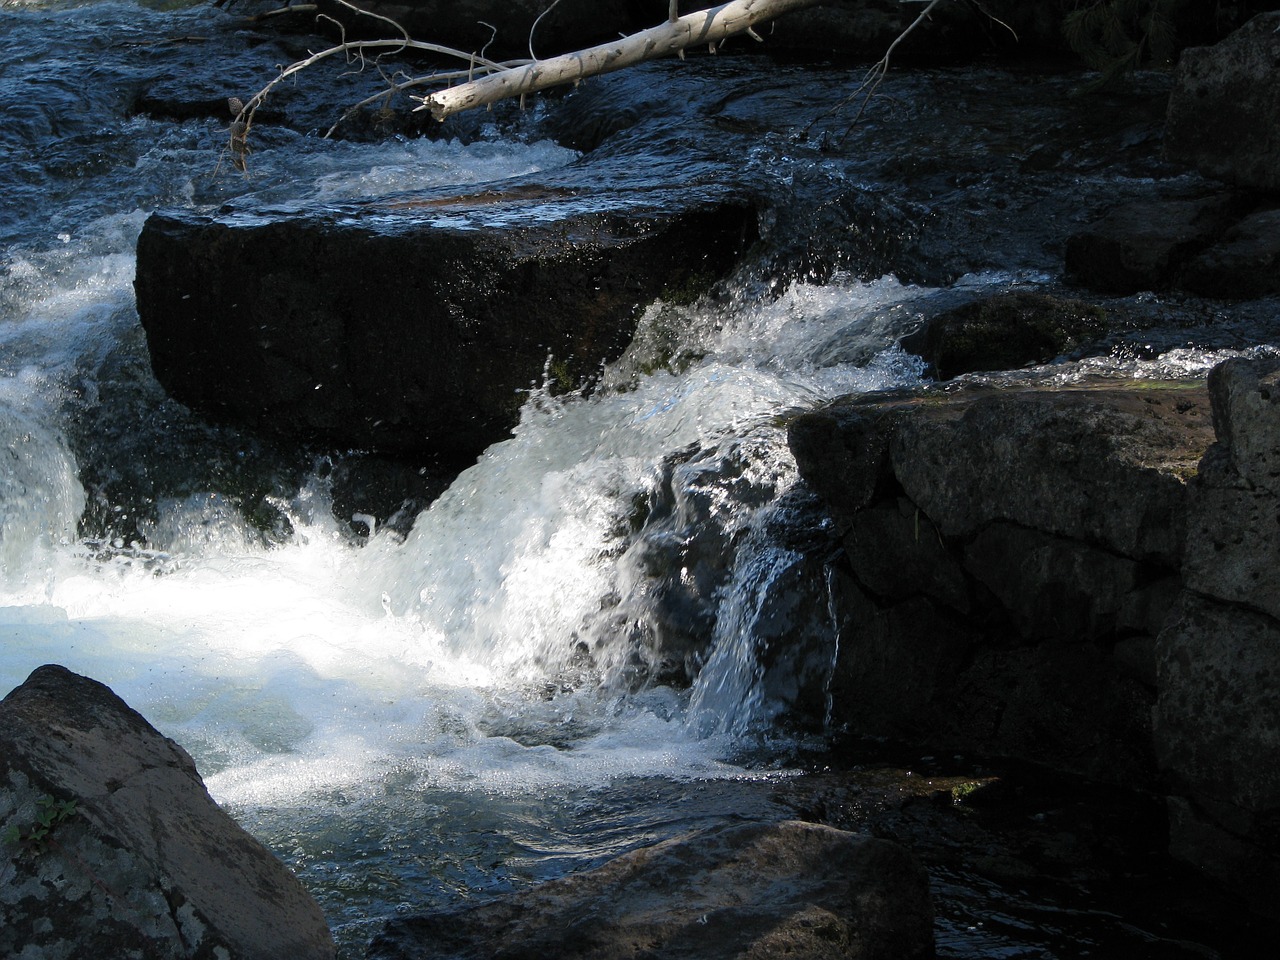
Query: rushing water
1 1 1268 957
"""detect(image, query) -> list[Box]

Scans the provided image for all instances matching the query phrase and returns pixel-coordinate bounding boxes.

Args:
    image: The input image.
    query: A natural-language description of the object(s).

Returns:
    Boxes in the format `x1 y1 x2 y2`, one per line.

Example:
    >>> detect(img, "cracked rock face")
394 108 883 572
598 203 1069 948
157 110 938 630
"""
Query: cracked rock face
0 664 334 960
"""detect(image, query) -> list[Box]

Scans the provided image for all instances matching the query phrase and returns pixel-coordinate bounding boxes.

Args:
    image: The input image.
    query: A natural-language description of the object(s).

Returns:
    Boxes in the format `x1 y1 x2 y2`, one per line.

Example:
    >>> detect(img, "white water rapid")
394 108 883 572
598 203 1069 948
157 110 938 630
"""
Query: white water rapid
0 64 933 939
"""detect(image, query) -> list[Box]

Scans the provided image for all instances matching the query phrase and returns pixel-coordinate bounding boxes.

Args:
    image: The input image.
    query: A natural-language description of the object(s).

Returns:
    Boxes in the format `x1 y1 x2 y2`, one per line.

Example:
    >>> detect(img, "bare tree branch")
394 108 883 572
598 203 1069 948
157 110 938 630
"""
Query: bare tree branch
803 0 948 140
416 0 827 121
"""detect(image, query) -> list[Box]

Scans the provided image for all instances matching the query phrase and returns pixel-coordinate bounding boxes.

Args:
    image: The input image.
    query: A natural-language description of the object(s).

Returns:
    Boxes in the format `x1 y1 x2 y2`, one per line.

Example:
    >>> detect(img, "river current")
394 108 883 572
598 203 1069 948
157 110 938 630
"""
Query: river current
0 1 1263 957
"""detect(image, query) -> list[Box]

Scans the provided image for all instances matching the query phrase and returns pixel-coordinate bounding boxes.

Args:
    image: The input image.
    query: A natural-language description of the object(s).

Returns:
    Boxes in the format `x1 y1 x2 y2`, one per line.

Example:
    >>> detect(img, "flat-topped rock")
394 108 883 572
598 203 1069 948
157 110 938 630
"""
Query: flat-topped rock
135 191 756 463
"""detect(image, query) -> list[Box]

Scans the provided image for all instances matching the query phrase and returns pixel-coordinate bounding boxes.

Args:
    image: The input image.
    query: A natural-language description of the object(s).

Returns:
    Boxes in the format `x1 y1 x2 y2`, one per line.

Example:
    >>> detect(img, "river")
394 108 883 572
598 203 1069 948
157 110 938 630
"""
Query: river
0 1 1262 957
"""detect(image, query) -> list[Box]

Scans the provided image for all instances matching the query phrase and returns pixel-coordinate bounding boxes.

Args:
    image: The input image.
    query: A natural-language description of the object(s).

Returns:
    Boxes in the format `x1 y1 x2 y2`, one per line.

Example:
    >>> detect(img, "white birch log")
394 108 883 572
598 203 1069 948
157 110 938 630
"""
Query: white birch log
417 0 827 121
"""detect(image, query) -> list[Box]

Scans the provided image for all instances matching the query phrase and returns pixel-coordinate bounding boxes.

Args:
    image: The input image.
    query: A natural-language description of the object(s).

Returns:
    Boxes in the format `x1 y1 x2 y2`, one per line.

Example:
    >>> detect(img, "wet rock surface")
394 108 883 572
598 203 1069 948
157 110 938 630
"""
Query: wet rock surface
789 380 1214 785
0 664 335 960
136 196 756 463
900 290 1109 379
367 819 933 960
790 357 1280 920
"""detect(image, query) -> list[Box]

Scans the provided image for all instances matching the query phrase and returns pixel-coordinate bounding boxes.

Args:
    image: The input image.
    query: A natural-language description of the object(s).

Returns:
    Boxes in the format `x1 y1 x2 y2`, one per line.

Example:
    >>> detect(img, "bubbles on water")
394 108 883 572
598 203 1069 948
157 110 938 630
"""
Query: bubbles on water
136 492 269 557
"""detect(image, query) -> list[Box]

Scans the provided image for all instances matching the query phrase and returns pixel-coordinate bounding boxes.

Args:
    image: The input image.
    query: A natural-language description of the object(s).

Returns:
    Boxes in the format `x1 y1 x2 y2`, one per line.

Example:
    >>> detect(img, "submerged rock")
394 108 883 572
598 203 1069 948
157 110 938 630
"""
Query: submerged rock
135 194 755 463
0 664 335 960
367 819 933 960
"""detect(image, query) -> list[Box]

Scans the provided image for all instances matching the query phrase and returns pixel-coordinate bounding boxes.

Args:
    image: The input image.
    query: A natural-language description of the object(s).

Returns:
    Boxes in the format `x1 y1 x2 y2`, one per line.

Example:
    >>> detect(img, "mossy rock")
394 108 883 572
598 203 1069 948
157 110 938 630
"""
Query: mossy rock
901 290 1109 380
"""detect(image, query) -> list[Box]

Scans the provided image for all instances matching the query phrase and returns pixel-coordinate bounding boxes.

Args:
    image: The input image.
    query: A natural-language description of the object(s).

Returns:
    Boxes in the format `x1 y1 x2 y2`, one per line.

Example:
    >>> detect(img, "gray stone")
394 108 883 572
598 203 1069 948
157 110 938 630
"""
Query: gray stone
785 399 906 517
1166 12 1280 192
899 290 1109 378
962 522 1142 642
1182 208 1280 299
1155 594 1280 813
827 568 976 739
1064 196 1247 295
1205 354 1280 496
1184 482 1280 620
135 196 755 463
845 496 970 613
888 385 1212 564
1155 593 1280 919
947 643 1156 785
1 664 334 960
368 819 934 960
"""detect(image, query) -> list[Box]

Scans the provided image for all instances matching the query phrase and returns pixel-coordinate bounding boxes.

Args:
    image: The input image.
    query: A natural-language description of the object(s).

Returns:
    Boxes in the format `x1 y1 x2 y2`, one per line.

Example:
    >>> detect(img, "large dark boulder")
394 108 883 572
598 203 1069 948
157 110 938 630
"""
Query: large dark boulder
790 358 1280 917
789 381 1215 782
1 664 334 960
1153 355 1280 919
1166 12 1280 193
368 819 934 960
135 194 756 463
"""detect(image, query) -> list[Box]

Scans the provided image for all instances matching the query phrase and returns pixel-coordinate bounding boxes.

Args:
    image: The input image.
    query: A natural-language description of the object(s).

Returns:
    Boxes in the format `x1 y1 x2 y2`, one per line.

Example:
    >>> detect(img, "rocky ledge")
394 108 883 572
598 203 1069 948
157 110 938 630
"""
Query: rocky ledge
135 193 755 464
789 355 1280 920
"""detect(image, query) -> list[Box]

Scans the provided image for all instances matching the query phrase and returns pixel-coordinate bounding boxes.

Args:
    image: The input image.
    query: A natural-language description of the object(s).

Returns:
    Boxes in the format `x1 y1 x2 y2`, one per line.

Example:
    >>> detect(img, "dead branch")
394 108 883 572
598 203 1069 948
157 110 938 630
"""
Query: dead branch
416 0 827 121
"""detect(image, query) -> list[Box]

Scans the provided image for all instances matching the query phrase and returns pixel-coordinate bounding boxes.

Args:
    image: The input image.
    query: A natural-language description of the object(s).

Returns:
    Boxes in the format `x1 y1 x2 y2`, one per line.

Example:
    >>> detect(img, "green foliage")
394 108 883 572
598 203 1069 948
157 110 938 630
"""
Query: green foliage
3 795 79 853
1063 0 1188 87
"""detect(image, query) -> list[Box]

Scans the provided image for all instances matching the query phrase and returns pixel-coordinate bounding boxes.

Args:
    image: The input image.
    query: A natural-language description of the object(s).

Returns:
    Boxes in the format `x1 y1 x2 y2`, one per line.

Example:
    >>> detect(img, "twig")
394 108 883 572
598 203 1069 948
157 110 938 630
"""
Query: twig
803 0 949 141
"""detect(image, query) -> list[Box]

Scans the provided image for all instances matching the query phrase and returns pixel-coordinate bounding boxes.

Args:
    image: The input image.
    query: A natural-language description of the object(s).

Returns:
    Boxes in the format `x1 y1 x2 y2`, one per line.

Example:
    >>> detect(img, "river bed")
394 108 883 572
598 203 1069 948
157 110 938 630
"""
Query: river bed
0 2 1272 957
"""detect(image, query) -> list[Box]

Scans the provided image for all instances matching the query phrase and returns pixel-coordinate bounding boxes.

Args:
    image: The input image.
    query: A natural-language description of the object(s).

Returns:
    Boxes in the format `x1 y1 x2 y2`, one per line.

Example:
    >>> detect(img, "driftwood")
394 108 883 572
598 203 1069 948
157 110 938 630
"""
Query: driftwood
416 0 828 121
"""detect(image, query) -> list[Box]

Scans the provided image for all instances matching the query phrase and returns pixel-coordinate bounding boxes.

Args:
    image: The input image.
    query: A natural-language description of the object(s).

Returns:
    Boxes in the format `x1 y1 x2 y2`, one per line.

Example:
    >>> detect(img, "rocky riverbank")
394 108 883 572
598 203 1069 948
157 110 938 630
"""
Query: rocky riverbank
789 356 1280 921
13 2 1280 958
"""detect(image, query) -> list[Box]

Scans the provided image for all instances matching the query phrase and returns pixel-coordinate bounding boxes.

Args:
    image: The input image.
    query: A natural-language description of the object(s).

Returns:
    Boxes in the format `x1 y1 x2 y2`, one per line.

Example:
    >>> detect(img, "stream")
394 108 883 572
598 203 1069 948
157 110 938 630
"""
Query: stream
1 2 1271 957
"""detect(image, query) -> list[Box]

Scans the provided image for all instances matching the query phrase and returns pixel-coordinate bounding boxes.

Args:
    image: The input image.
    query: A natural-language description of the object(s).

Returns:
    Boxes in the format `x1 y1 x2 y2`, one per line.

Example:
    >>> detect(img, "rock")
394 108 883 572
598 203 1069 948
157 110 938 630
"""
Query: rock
899 290 1109 378
1183 482 1280 620
1204 354 1280 495
1155 594 1280 814
825 568 976 738
135 194 756 463
1155 594 1280 919
887 384 1210 564
789 381 1215 784
1183 355 1280 617
0 664 334 960
366 819 934 960
1064 194 1250 295
1181 208 1280 300
962 521 1143 642
844 496 969 613
1165 12 1280 192
1150 354 1280 918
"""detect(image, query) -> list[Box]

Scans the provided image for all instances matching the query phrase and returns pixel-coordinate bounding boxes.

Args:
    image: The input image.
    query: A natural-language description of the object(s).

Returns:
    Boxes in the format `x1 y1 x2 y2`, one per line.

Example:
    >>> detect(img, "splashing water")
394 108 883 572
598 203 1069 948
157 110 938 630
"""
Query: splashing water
4 4 1255 953
0 28 929 928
